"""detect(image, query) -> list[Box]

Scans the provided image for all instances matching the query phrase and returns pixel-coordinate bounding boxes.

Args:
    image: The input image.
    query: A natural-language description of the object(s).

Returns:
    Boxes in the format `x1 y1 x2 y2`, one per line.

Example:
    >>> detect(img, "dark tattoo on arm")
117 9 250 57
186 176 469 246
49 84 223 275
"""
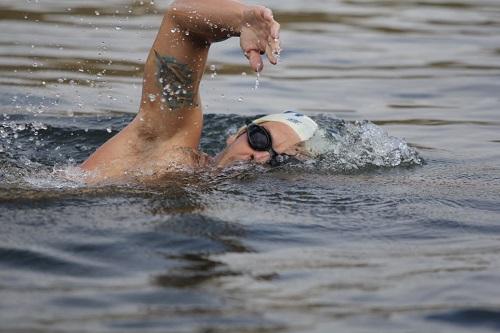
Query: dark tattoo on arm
155 51 196 110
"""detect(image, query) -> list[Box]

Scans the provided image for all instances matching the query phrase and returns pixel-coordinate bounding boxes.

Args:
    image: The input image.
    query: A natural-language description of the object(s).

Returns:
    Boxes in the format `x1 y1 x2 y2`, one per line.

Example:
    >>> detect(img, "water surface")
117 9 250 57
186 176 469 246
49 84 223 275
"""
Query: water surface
1 0 500 332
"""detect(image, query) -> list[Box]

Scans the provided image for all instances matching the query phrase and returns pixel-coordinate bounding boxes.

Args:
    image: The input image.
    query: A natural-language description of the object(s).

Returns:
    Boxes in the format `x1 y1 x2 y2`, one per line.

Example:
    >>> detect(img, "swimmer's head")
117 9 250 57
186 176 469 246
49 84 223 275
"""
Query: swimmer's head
215 111 319 168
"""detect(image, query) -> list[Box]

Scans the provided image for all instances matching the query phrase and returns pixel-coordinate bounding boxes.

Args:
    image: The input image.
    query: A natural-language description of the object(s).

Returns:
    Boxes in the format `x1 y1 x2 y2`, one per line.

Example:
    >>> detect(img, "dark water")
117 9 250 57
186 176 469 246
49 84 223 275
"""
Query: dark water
1 0 500 332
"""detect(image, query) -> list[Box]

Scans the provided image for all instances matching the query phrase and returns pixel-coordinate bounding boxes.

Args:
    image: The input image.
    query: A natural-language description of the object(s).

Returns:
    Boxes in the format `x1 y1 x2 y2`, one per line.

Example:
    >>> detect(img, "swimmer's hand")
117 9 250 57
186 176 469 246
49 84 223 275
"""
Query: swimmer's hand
240 6 281 72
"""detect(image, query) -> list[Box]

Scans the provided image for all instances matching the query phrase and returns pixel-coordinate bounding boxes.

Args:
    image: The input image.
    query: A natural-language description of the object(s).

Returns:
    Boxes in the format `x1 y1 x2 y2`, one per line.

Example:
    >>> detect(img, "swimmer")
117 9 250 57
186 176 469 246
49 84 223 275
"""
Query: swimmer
81 0 318 183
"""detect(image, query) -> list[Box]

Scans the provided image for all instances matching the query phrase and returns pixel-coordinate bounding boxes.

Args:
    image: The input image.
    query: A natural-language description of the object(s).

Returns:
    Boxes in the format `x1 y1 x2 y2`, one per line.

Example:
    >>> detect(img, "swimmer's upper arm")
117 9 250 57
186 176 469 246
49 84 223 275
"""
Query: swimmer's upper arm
134 1 248 149
135 1 250 144
134 11 207 149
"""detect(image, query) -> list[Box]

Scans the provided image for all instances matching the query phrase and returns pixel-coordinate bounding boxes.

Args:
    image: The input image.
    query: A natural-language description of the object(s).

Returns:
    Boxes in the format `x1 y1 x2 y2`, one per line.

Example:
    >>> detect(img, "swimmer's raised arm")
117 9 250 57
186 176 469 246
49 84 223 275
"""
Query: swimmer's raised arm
137 0 281 143
80 0 281 180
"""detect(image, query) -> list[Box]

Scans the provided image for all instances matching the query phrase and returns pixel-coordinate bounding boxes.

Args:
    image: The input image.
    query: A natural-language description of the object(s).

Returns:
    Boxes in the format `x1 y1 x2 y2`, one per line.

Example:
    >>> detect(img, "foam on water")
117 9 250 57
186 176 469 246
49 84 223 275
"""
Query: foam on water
24 166 88 189
303 118 423 171
0 113 423 188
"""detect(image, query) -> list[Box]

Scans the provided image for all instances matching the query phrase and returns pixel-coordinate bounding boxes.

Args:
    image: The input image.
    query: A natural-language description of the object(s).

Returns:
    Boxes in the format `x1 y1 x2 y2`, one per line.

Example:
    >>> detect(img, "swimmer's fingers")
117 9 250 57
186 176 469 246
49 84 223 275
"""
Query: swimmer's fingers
264 10 281 65
266 34 281 65
265 44 276 65
246 50 263 72
262 7 274 22
240 6 281 72
271 20 280 40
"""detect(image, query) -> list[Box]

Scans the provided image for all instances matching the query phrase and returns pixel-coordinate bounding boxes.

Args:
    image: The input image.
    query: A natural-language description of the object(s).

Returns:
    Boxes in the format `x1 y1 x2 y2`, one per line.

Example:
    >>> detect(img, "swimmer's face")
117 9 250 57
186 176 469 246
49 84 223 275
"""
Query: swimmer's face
215 121 303 168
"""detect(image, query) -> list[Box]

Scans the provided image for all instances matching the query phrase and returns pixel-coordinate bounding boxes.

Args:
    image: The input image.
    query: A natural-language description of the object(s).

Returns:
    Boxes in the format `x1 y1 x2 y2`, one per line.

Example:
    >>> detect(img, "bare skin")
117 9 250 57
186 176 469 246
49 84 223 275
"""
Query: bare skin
81 0 300 184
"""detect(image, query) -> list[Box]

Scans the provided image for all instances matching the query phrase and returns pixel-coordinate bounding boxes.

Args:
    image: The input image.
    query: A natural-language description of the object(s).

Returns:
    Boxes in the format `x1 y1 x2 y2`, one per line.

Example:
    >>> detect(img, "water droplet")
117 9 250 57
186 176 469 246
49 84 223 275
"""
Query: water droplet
95 10 100 16
106 127 112 133
210 65 217 79
253 72 260 90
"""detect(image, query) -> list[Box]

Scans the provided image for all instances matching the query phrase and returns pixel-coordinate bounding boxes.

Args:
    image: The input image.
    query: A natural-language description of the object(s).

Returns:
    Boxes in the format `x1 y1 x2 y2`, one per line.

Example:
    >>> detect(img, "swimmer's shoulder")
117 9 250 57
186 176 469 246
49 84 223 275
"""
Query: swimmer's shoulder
81 146 211 185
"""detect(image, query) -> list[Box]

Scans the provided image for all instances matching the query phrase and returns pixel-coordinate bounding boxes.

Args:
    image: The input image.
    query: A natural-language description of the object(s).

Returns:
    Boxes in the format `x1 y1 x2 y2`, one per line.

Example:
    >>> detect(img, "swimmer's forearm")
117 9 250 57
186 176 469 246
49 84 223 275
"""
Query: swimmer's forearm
168 0 247 42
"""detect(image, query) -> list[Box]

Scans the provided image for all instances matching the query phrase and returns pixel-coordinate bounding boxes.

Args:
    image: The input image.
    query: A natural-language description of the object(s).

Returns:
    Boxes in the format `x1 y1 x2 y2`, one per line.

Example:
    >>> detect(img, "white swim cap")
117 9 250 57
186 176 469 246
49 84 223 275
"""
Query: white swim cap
237 111 318 142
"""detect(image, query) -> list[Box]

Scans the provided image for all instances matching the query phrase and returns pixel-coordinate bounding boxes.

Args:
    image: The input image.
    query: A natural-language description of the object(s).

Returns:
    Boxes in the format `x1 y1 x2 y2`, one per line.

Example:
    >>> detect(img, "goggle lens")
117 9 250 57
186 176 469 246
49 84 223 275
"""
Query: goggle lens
247 124 272 151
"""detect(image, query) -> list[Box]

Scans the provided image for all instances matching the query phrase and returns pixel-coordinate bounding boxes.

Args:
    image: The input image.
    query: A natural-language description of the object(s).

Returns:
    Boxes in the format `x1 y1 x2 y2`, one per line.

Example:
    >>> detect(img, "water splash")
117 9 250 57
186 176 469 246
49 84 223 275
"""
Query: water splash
302 117 422 171
148 93 157 102
24 166 87 189
1 114 422 188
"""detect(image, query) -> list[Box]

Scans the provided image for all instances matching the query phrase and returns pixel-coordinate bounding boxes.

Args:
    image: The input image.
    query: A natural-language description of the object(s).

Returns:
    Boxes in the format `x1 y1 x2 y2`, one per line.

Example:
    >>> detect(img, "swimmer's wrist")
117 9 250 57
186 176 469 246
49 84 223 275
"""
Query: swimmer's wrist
167 0 248 41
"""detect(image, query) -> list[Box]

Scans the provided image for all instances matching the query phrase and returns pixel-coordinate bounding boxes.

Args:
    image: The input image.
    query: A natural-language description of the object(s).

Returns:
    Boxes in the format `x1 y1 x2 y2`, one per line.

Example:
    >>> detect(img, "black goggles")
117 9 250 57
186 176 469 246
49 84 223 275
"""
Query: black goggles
245 121 296 167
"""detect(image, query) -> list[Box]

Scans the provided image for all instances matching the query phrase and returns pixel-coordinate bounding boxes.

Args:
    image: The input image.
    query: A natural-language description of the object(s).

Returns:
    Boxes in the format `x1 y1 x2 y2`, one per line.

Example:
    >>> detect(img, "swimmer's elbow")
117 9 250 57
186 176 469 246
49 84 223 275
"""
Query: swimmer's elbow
165 1 195 28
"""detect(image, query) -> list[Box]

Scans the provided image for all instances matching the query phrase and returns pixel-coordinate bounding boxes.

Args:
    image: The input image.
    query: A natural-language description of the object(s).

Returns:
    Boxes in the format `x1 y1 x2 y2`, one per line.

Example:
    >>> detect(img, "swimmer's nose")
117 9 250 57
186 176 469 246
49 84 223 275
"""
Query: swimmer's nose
252 151 271 164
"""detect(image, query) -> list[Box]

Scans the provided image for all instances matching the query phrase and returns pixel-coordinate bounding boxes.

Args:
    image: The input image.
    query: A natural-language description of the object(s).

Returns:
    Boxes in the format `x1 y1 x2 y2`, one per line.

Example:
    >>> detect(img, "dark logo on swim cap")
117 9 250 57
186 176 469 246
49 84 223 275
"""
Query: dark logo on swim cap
284 110 304 117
